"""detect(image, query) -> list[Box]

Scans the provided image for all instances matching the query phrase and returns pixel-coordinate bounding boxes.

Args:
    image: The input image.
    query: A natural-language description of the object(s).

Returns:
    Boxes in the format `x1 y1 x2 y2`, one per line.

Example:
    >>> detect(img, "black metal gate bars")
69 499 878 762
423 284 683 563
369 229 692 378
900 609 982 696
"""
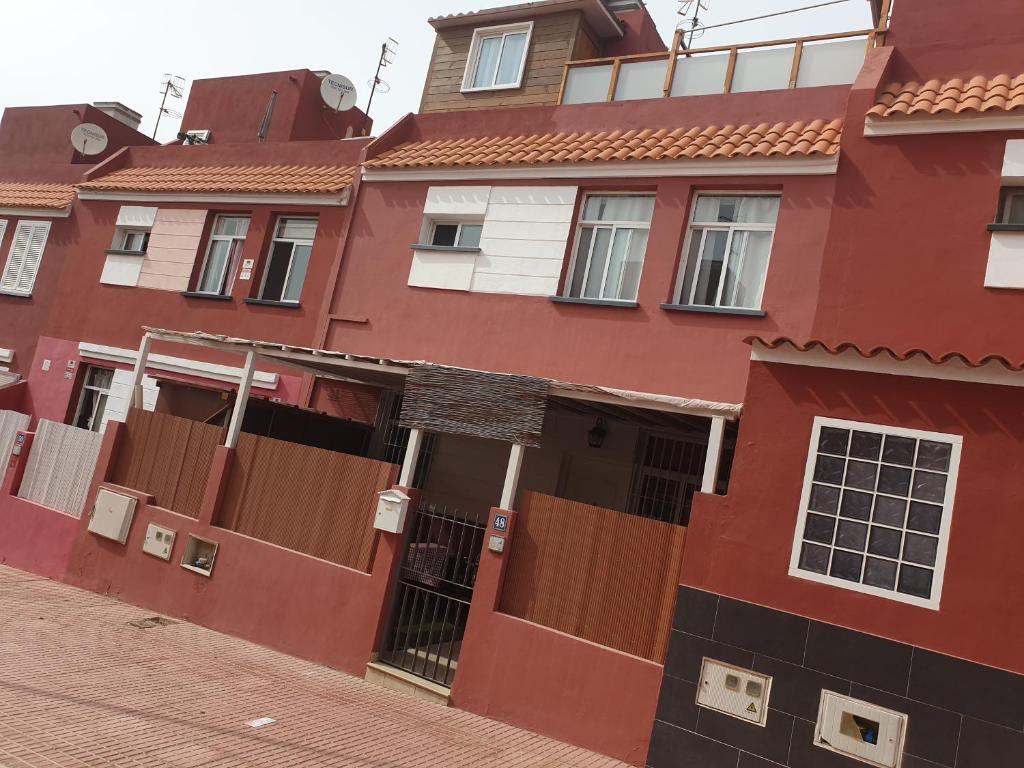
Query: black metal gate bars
379 503 486 687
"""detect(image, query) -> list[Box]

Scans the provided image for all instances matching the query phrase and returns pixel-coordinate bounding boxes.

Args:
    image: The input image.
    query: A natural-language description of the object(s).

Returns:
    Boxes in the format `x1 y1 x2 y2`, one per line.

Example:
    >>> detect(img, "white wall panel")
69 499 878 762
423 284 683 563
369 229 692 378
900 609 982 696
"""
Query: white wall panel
99 253 144 286
424 186 491 216
102 368 158 432
139 209 206 292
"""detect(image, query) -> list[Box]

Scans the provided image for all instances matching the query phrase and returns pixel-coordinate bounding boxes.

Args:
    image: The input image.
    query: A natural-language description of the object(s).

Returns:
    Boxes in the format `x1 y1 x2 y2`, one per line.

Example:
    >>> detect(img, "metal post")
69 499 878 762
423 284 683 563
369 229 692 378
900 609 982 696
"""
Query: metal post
225 351 256 449
701 416 726 494
500 443 526 510
399 427 423 487
130 333 152 409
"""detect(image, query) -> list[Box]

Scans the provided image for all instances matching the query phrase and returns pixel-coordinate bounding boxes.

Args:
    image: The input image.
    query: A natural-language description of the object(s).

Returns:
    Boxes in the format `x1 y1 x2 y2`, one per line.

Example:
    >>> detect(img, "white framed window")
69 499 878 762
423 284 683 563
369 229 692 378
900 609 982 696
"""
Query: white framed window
259 216 317 303
73 366 115 432
789 417 962 609
197 215 250 295
462 22 534 92
430 221 483 248
675 194 780 310
999 188 1024 224
1 220 51 296
565 194 655 302
118 228 150 253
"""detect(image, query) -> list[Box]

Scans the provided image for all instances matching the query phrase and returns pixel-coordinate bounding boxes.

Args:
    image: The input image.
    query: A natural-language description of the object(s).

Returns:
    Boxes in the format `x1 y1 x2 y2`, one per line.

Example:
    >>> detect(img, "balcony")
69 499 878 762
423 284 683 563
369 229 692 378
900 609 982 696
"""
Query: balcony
559 26 886 105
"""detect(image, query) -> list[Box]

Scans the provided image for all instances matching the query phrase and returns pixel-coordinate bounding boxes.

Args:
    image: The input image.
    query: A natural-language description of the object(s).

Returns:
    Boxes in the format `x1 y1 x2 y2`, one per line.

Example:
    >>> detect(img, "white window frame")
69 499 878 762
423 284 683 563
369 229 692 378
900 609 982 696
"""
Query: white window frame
197 215 251 296
564 192 655 303
674 192 780 309
1 219 51 297
1000 188 1024 224
118 228 150 253
429 221 483 248
72 365 115 432
461 21 534 93
258 216 317 304
789 417 962 610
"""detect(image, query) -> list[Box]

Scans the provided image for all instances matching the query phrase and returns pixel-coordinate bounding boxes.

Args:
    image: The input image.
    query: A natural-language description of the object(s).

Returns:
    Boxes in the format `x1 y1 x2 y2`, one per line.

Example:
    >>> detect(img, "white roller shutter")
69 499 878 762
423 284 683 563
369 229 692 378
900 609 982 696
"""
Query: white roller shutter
1 220 51 295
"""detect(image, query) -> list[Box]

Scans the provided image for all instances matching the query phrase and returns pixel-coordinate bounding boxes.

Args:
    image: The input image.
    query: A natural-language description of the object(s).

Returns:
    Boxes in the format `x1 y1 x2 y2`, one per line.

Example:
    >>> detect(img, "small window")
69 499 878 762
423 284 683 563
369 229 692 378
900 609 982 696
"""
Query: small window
119 229 150 253
430 222 482 249
73 366 115 432
197 215 250 295
463 22 533 92
565 194 655 302
676 195 780 310
999 188 1024 224
259 217 317 303
790 417 961 609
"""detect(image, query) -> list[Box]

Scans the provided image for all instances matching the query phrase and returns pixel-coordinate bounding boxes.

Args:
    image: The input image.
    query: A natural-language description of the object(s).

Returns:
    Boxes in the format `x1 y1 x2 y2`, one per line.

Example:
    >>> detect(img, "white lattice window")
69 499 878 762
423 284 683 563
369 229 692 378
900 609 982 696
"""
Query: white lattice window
789 417 962 609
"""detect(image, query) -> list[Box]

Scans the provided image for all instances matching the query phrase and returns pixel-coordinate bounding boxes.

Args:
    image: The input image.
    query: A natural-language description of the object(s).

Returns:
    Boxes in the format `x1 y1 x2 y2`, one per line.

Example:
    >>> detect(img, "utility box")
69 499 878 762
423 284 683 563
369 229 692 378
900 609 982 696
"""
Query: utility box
814 691 908 767
143 524 176 561
375 489 410 534
696 658 773 726
87 489 137 544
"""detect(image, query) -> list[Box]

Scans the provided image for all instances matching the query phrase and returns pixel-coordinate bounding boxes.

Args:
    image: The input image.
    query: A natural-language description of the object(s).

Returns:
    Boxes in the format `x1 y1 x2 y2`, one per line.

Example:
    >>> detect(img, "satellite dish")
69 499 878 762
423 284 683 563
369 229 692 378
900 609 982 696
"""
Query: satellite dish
70 123 109 156
320 73 358 112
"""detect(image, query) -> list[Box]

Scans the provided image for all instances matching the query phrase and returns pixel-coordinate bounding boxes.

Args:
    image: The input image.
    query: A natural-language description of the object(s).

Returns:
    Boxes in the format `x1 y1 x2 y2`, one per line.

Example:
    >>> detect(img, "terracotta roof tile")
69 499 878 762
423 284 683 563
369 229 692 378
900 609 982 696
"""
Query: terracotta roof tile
79 165 356 195
0 182 75 210
364 119 843 171
867 74 1024 119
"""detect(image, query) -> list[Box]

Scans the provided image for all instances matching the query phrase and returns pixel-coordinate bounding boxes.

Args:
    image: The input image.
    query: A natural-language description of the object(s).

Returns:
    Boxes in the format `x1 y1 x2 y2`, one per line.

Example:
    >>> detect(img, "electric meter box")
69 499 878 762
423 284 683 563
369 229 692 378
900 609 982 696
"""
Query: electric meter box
375 489 410 534
143 524 176 561
88 489 137 545
814 691 908 768
696 658 773 726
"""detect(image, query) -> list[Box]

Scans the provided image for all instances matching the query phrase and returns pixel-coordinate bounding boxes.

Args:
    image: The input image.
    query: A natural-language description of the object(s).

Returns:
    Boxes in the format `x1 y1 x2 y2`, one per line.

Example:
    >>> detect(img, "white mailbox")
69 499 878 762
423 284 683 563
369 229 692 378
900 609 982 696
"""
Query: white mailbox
696 658 773 726
375 489 410 534
88 489 137 544
814 691 907 768
142 524 176 561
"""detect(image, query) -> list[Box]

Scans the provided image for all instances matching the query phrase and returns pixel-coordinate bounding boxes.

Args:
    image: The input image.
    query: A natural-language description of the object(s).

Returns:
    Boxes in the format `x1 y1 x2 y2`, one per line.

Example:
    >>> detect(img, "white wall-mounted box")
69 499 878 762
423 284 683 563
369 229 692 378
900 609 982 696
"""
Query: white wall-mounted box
143 524 176 561
696 658 773 726
375 489 410 534
181 534 218 577
814 691 908 767
87 489 137 544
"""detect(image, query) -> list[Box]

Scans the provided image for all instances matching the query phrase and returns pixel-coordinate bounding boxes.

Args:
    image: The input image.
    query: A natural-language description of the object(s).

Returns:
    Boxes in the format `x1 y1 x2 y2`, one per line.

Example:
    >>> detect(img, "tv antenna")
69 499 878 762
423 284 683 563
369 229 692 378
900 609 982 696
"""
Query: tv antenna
677 0 711 47
363 37 398 134
153 74 186 139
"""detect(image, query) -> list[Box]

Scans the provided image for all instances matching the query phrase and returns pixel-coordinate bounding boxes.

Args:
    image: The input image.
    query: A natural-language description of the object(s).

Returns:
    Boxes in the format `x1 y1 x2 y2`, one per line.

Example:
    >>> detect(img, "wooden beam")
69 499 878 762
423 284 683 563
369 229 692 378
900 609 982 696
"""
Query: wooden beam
723 47 738 94
789 41 804 88
607 58 622 101
663 29 682 97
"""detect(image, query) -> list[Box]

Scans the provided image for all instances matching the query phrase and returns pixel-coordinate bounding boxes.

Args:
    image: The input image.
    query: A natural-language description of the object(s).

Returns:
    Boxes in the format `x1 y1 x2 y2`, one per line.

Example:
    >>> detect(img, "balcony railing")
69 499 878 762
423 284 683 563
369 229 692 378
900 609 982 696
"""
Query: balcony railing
558 24 889 106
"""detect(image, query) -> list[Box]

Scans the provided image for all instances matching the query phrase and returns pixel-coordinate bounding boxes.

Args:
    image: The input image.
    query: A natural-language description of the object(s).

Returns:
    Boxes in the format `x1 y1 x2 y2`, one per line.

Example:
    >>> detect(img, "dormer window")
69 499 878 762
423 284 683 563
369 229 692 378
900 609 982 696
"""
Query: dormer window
462 22 534 92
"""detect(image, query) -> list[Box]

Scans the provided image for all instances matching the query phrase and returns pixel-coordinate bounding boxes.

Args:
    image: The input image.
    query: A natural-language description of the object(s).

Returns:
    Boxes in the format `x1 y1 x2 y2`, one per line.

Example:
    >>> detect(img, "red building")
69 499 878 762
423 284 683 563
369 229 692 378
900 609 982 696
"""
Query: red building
0 1 1021 766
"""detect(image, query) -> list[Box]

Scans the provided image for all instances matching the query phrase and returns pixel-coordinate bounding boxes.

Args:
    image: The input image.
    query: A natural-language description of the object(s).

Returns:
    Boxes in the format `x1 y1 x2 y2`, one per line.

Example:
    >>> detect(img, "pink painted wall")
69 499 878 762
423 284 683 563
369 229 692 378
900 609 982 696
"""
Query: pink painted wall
24 337 82 426
0 382 26 411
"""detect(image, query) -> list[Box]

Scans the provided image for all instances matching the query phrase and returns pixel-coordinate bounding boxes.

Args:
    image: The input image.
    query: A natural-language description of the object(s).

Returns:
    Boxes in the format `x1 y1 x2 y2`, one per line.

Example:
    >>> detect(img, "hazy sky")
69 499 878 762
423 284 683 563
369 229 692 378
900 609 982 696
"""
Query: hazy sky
0 1 871 143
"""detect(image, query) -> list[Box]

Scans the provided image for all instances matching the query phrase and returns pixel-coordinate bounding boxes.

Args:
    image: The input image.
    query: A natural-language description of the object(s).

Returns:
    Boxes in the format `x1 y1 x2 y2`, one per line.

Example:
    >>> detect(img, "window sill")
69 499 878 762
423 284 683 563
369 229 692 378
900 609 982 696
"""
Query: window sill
987 223 1024 232
244 298 301 309
182 291 233 301
549 296 639 308
105 248 147 257
660 303 766 317
0 289 31 299
460 83 524 94
411 244 482 254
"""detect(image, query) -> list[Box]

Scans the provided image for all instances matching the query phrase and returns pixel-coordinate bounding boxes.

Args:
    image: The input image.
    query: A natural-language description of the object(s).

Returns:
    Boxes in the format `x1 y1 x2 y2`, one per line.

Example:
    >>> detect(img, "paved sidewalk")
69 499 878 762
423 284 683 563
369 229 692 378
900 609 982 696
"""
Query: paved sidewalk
0 566 627 768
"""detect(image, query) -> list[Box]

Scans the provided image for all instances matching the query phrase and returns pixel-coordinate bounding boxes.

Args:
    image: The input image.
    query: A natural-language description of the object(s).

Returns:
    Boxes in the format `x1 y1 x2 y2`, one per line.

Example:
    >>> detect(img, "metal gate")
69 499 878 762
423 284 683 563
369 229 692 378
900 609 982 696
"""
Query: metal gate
379 503 486 687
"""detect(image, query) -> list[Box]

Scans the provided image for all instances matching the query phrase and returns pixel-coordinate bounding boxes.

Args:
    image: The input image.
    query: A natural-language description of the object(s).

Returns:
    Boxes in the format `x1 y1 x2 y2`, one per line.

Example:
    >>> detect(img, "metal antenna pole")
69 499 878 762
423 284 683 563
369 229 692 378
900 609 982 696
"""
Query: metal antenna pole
153 80 172 139
363 43 387 136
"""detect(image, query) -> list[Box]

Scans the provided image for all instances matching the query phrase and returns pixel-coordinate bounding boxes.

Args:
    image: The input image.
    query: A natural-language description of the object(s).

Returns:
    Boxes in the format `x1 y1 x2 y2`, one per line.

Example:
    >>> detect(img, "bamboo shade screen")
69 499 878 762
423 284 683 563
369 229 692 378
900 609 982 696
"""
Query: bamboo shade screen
218 433 399 572
400 364 549 447
499 491 687 663
111 408 224 519
17 419 102 518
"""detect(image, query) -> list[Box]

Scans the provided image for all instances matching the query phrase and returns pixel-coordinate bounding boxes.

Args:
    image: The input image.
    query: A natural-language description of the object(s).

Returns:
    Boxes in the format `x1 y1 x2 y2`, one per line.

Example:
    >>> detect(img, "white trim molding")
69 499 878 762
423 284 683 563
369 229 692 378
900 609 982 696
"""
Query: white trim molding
76 189 351 207
864 113 1024 137
0 347 13 364
362 155 840 183
0 206 71 219
789 416 962 610
78 342 280 390
751 339 1024 389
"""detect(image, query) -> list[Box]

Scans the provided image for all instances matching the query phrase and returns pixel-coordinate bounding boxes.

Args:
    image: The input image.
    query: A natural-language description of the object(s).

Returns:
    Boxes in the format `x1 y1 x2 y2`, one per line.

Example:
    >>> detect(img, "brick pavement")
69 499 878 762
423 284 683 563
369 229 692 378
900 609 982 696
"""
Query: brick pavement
0 566 627 768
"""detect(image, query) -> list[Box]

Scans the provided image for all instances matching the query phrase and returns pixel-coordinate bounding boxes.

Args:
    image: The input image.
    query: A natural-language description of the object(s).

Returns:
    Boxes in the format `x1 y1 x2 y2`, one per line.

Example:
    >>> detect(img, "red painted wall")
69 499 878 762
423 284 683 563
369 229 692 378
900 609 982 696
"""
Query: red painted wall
0 382 25 411
682 360 1024 674
603 7 668 58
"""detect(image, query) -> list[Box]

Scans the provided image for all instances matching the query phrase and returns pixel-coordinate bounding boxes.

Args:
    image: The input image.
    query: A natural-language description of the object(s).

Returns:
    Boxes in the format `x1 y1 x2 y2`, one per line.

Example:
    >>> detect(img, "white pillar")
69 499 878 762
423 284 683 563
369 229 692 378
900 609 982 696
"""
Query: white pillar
701 415 726 494
500 443 526 510
225 351 256 449
399 427 424 487
130 333 152 409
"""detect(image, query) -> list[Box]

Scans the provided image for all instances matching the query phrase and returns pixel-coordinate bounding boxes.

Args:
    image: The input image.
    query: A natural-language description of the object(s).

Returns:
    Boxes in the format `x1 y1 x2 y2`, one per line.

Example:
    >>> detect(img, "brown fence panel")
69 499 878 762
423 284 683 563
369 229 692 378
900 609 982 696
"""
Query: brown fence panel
218 433 399 572
111 408 224 519
499 491 686 663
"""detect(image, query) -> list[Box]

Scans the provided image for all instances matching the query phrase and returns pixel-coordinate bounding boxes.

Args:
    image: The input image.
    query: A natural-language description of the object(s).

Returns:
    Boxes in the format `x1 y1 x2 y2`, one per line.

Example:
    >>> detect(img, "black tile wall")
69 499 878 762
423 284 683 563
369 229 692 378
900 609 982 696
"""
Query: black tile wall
648 587 1024 768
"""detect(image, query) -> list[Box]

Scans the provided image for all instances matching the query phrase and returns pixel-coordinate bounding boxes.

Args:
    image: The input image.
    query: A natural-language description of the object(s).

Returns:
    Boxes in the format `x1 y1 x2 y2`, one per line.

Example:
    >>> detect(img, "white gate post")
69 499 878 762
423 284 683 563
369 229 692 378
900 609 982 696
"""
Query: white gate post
701 415 726 494
129 333 152 409
225 351 256 449
399 427 424 487
500 443 526 510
